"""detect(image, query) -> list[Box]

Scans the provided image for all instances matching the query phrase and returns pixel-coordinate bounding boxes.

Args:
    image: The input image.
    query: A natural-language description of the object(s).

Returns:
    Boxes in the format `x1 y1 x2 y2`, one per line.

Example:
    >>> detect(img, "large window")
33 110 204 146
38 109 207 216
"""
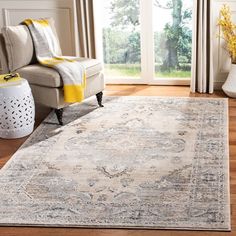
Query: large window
154 0 193 80
101 0 141 79
94 0 193 84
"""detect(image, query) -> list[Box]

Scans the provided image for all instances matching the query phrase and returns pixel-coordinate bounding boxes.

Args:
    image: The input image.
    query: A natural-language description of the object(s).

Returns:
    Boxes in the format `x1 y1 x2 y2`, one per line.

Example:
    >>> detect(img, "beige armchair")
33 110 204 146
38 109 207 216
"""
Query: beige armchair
0 25 105 125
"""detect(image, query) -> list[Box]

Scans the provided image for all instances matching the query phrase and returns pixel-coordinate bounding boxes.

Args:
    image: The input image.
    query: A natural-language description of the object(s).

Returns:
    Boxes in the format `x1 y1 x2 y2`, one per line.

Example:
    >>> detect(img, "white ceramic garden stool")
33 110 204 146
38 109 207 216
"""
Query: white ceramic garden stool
0 79 35 139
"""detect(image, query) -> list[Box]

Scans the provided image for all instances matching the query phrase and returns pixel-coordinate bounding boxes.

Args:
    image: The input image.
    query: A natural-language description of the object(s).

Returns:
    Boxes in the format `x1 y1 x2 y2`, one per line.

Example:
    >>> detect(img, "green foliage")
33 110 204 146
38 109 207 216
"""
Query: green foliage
154 32 167 64
126 32 141 63
103 28 140 64
103 28 127 64
104 64 191 78
110 0 140 30
103 0 192 76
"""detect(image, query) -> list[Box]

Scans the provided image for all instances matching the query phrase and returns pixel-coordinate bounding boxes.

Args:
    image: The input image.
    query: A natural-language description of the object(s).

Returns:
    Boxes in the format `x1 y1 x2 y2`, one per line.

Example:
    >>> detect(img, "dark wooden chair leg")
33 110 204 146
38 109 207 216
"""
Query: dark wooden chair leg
96 92 104 107
55 108 64 125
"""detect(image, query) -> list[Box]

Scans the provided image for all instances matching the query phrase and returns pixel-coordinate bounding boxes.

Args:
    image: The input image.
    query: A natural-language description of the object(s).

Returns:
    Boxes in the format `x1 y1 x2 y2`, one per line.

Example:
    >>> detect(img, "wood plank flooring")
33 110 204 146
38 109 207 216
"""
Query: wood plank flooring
0 85 235 236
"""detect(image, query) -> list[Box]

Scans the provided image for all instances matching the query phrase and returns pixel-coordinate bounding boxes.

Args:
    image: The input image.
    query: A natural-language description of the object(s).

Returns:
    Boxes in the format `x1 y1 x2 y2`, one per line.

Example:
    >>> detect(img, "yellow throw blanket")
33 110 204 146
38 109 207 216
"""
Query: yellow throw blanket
24 19 86 103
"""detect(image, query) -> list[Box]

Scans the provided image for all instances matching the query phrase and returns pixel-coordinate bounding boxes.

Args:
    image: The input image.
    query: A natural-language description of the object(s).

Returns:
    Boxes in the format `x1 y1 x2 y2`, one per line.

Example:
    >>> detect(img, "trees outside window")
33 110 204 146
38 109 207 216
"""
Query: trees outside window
102 0 192 79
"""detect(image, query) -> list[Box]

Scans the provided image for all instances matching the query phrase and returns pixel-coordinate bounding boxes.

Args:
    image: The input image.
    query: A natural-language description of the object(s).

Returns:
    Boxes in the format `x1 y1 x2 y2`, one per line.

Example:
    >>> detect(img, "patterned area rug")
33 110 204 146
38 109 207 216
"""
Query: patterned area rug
0 96 230 230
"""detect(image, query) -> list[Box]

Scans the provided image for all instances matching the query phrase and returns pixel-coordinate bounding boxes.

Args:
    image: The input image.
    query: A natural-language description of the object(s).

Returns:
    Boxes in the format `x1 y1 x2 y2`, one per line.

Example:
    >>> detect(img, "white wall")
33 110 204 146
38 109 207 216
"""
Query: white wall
212 0 236 89
0 0 79 56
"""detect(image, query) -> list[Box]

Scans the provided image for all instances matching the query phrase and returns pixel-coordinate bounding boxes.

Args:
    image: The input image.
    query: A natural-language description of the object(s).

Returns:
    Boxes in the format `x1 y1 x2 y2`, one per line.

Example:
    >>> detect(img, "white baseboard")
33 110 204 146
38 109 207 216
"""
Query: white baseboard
214 81 224 91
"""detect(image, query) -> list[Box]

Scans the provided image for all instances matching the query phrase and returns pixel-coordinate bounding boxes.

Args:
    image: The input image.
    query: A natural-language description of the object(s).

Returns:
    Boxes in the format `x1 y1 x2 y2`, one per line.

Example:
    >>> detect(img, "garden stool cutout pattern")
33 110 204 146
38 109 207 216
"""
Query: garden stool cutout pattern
0 79 35 139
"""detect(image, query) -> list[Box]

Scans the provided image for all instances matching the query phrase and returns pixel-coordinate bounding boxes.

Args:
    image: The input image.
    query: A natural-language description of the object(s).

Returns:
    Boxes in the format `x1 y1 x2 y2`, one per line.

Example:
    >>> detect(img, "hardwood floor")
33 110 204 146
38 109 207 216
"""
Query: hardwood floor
0 85 235 236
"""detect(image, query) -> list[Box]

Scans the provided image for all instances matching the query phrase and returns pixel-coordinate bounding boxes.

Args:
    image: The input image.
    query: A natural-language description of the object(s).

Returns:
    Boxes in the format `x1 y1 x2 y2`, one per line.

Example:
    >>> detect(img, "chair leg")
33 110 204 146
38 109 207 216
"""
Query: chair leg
55 108 64 125
96 92 104 107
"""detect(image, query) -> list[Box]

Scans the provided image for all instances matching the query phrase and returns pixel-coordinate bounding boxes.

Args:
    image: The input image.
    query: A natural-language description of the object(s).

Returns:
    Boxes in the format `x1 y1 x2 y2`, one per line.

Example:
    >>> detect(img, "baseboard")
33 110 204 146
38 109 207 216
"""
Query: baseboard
214 81 224 91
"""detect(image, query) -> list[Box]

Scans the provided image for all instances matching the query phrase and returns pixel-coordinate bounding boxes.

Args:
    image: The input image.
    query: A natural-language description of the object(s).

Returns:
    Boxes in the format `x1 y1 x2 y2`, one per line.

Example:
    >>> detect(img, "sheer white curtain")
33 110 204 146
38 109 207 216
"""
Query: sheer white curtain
191 0 214 93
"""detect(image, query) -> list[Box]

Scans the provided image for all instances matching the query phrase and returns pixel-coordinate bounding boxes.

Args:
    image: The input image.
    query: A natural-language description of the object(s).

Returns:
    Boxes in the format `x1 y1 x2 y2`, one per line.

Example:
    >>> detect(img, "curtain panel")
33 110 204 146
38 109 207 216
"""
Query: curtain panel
191 0 214 94
76 0 96 58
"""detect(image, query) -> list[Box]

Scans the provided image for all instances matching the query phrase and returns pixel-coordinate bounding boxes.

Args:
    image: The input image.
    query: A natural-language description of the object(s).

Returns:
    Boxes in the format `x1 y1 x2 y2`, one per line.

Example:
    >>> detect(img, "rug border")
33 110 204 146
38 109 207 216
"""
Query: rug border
225 98 231 231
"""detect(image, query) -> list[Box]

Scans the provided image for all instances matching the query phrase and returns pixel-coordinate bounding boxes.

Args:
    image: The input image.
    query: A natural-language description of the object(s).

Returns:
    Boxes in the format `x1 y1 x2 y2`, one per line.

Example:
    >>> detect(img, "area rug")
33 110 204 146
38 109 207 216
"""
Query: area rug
0 96 230 231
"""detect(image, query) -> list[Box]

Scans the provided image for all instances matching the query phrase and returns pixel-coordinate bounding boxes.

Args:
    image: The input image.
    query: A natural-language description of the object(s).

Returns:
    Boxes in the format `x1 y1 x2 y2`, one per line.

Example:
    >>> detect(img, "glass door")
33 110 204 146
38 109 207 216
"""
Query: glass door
94 0 144 84
151 0 193 85
93 0 193 85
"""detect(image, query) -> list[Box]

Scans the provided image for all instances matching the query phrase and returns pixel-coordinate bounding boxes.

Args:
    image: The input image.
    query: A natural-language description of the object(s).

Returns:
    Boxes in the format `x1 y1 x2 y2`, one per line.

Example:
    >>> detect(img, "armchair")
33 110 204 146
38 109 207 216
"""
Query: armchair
0 24 105 125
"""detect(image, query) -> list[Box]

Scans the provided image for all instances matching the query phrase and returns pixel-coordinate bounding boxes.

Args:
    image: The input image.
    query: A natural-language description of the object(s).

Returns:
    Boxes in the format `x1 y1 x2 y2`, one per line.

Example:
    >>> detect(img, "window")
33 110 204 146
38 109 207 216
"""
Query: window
153 0 193 81
94 0 193 85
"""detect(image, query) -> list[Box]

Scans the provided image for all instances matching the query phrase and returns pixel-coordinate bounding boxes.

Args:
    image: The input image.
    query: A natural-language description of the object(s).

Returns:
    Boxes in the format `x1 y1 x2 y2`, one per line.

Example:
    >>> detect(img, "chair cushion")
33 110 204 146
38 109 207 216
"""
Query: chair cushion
16 65 61 87
76 58 103 78
16 58 103 88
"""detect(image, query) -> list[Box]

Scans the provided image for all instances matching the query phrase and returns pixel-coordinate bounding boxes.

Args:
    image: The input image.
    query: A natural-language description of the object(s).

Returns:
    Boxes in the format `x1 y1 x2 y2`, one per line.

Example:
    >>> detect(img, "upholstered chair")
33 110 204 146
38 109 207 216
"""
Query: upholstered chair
0 24 105 125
